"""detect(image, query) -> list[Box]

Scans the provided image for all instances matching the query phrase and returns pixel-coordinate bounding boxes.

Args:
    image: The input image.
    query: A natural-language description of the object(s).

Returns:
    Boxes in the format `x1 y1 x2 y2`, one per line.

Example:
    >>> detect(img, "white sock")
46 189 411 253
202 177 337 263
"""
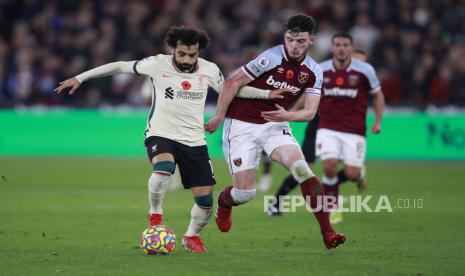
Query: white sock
322 175 338 186
148 172 170 214
185 204 212 237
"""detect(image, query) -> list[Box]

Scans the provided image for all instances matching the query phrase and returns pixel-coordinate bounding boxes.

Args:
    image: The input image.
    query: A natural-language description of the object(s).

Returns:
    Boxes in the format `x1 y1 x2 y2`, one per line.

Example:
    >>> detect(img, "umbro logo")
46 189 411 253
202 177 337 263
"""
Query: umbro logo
163 74 170 78
165 87 174 99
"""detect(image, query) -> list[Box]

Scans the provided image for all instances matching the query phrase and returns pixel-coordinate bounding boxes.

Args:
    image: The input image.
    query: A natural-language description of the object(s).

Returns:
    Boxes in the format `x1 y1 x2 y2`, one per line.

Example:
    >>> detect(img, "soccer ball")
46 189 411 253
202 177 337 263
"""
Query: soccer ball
140 225 176 255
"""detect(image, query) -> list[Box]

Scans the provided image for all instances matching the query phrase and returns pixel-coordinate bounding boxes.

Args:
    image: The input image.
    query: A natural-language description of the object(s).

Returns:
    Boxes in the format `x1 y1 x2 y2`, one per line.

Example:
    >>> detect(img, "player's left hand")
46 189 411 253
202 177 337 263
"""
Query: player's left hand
371 122 381 134
261 104 290 122
205 116 223 133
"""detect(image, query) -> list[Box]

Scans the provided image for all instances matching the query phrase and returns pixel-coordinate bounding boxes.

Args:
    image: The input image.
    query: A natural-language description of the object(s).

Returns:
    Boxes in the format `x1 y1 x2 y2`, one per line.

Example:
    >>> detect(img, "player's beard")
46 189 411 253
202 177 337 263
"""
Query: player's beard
173 55 196 72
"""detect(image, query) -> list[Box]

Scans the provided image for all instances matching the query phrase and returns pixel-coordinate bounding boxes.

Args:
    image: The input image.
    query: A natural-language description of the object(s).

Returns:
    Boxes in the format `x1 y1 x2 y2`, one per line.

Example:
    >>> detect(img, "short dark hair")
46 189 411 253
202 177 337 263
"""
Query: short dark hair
286 14 317 35
332 33 353 44
353 49 366 55
164 26 210 49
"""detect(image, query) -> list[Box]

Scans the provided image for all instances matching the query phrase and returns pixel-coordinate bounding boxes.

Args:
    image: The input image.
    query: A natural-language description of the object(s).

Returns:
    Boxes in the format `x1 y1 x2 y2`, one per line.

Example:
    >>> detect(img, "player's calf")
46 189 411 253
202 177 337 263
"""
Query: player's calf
147 161 175 225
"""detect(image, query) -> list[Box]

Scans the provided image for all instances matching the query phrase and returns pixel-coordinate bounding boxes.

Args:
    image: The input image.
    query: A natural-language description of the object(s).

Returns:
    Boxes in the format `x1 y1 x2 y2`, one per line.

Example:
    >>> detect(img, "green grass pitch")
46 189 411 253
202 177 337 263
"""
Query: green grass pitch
0 158 464 275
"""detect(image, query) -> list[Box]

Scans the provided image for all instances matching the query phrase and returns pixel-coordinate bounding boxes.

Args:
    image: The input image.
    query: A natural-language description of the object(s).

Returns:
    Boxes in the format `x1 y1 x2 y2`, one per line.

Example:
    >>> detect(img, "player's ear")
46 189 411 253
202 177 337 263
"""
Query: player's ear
309 35 316 44
166 46 175 55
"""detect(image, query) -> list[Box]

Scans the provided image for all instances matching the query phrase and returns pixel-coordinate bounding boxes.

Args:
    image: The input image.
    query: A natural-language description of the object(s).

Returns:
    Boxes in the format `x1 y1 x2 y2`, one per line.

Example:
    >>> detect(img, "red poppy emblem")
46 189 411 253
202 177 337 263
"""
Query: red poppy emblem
182 80 192 90
336 77 344 86
286 70 294 80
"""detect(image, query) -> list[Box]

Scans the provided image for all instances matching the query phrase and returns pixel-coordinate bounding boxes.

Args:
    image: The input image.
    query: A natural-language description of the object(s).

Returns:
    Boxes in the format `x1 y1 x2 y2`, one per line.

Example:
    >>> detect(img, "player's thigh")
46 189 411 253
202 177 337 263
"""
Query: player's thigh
269 144 304 169
176 144 216 190
222 118 262 175
144 136 176 164
315 128 342 162
263 122 301 167
322 158 339 177
340 132 366 168
232 169 257 190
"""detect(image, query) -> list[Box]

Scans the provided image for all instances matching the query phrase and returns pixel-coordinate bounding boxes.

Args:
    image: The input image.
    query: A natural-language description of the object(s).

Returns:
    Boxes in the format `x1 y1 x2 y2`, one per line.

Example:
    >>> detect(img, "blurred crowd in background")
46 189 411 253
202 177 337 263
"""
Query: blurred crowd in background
0 0 464 109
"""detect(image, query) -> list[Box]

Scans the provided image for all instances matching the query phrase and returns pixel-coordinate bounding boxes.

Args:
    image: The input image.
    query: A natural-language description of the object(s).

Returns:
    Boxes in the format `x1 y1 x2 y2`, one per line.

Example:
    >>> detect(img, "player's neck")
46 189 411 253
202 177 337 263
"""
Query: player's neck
333 58 351 70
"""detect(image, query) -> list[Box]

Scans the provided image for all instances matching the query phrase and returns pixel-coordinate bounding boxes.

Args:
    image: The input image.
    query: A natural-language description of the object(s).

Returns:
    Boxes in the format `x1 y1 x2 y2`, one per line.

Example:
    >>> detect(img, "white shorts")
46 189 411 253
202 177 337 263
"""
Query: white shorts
222 118 299 174
315 128 366 167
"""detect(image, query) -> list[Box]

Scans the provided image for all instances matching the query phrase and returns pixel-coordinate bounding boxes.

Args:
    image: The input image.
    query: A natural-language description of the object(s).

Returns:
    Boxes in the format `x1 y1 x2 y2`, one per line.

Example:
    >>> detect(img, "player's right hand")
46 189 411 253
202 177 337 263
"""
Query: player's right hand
268 88 292 99
54 77 80 95
204 115 223 134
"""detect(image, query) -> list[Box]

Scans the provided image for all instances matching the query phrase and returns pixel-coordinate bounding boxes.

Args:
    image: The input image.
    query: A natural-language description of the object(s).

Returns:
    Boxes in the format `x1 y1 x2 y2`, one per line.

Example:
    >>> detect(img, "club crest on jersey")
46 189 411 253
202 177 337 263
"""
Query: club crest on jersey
298 72 309 84
181 80 192 90
348 75 359 86
198 74 205 85
258 57 270 67
233 158 242 167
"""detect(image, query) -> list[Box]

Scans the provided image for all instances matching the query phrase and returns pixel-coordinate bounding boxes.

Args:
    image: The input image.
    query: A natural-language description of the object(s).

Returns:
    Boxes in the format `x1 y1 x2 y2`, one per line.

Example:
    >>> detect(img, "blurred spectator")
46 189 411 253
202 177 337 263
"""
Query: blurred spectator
0 0 464 108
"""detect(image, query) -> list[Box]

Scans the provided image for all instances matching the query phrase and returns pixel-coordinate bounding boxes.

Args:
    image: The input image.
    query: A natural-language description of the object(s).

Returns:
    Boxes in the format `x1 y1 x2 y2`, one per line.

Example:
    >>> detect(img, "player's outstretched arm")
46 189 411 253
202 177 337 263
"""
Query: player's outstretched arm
54 61 135 94
371 91 385 134
262 93 319 122
205 70 252 133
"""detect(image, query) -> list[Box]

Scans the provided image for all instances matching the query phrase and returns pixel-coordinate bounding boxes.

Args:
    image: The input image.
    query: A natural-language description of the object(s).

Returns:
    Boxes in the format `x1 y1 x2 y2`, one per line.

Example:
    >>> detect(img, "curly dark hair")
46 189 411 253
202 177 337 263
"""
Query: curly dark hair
164 26 210 49
286 14 317 35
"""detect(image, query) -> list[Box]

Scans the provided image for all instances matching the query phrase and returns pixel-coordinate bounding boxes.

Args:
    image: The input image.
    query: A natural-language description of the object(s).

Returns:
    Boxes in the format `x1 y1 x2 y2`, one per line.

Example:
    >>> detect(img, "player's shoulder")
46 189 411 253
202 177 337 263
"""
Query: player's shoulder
138 54 166 65
349 58 376 76
198 57 221 76
302 55 323 76
318 59 334 71
256 45 285 64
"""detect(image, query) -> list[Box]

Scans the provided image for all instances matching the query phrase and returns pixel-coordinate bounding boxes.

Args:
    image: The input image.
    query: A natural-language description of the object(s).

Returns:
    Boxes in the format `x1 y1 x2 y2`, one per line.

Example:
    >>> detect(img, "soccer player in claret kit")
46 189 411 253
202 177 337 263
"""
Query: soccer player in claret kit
55 26 287 253
316 34 384 222
205 15 346 249
268 46 379 224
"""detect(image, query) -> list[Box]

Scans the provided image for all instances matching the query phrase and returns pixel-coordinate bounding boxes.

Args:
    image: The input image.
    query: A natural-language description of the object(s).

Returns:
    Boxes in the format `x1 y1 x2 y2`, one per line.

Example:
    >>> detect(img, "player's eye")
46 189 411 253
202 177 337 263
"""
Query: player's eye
178 52 186 57
189 53 197 58
298 39 306 44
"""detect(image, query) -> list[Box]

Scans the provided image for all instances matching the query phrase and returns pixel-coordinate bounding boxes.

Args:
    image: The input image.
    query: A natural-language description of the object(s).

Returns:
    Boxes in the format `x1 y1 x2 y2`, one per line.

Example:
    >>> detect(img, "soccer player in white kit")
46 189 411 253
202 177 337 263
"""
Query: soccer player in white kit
55 26 287 252
205 15 346 249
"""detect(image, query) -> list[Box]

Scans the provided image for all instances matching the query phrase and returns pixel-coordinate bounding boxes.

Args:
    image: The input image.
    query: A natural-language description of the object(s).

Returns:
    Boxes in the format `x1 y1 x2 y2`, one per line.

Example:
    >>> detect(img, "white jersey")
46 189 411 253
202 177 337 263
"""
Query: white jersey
133 55 224 147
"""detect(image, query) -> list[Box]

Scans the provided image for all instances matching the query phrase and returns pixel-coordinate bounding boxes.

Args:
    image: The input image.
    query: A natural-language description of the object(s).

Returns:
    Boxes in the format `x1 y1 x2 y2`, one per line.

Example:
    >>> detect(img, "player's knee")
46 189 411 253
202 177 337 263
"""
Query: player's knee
290 160 315 183
153 161 175 175
194 193 213 209
231 188 256 205
148 161 175 193
344 168 361 181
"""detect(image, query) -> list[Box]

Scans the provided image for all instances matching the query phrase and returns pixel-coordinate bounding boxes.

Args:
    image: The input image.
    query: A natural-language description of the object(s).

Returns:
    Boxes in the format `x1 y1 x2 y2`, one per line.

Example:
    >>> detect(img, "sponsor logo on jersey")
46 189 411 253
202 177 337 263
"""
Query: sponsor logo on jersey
348 75 359 86
165 87 174 99
265 75 300 94
285 69 294 80
298 72 309 84
324 87 358 98
233 158 242 167
258 57 270 67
